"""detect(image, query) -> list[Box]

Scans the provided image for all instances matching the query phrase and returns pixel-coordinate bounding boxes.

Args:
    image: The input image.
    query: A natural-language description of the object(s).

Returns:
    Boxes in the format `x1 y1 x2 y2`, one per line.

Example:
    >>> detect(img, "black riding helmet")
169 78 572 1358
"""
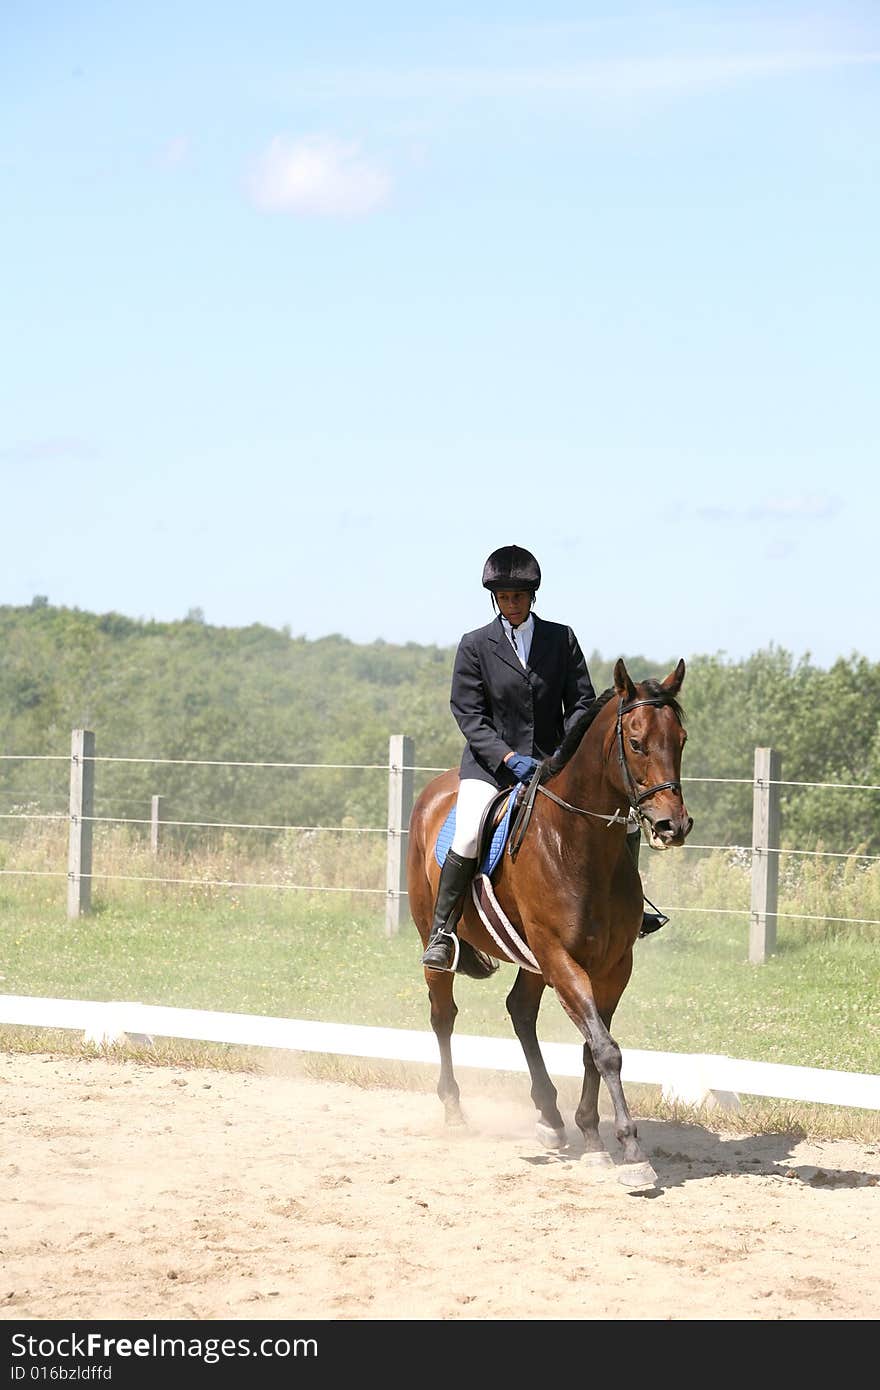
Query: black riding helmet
481 544 541 593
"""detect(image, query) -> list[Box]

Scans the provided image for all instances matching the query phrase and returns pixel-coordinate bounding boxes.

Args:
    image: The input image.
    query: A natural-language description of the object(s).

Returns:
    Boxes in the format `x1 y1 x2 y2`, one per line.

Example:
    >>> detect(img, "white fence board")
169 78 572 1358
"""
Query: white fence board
1 994 878 1112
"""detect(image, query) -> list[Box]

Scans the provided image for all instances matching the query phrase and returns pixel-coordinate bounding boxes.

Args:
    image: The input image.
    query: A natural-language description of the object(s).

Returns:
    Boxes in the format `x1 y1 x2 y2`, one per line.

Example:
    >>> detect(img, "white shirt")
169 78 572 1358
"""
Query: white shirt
500 613 534 668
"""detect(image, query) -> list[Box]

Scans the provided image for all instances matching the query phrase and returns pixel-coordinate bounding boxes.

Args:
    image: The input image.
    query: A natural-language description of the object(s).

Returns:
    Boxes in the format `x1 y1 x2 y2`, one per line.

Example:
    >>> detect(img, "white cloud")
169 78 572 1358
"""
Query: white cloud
529 49 880 97
0 437 97 463
160 135 190 167
696 495 840 523
248 135 391 217
284 49 880 108
751 496 840 521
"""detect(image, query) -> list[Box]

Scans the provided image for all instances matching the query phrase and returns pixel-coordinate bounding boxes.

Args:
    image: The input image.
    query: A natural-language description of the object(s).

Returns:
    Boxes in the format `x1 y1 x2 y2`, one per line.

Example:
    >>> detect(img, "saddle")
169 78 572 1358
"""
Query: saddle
433 775 542 975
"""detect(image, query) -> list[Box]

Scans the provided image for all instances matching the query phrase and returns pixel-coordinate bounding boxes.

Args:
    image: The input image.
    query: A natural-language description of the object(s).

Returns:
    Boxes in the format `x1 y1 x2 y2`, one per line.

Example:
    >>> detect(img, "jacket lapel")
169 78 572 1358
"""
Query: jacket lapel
525 614 550 675
487 616 526 676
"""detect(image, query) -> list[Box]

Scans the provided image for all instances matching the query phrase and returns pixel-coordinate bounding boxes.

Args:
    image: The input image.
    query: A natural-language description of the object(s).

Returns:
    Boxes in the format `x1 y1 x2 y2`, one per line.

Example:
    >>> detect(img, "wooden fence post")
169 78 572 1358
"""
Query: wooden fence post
750 747 781 964
68 729 95 918
150 795 161 855
385 735 414 937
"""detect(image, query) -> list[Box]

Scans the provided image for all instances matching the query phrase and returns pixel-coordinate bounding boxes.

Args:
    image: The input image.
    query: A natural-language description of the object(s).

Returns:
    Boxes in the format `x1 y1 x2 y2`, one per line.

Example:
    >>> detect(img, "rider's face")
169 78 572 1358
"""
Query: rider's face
495 589 533 627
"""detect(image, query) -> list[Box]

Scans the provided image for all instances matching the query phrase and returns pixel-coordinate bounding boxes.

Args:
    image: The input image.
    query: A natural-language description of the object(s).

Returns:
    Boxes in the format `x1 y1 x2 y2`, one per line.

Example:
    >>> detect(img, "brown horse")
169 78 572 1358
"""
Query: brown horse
406 658 692 1189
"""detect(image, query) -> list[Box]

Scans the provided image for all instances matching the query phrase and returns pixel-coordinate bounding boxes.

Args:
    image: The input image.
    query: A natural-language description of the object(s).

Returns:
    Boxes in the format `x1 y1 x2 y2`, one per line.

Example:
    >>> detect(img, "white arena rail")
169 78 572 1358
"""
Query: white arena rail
1 994 878 1112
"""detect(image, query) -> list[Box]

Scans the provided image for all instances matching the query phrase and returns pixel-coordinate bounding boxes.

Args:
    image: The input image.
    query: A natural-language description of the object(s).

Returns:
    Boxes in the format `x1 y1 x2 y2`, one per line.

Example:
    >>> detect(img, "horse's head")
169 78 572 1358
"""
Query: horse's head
611 657 693 849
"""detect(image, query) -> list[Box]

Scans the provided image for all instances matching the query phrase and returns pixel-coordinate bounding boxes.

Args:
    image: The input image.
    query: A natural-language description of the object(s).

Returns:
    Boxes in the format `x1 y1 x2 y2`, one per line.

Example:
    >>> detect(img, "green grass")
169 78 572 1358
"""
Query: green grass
1 824 878 1140
2 892 876 1071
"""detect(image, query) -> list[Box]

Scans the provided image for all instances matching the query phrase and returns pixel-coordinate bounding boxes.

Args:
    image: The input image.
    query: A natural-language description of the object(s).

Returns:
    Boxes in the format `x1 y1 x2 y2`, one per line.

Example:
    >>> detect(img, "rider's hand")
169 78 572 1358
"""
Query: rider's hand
505 753 539 782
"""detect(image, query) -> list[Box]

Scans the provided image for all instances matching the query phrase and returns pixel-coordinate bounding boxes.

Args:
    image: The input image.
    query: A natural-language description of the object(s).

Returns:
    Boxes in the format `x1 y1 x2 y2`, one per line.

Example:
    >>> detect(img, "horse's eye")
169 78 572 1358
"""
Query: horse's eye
629 738 643 753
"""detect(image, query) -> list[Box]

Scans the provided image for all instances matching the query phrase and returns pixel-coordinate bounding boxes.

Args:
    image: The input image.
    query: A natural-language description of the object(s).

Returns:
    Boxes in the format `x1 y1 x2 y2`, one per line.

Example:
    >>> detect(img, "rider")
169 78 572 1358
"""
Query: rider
421 543 669 972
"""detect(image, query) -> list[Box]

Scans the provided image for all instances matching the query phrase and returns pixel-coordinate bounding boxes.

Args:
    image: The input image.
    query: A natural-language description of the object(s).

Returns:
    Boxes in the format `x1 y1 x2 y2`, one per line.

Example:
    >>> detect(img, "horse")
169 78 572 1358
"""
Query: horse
406 657 693 1189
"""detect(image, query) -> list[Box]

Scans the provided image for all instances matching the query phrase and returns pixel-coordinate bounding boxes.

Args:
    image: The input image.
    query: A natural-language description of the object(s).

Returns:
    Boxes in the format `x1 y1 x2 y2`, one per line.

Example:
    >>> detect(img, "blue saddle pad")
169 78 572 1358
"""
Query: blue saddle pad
434 787 521 878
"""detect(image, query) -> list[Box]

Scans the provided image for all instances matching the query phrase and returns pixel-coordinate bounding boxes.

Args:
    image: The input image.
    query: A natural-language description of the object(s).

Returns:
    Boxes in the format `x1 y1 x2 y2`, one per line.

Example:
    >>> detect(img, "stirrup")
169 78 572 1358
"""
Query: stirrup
421 929 460 973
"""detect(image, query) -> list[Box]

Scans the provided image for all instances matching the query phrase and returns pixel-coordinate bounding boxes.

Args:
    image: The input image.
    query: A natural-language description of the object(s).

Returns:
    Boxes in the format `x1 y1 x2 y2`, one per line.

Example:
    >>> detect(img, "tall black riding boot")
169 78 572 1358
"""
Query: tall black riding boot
626 829 670 937
421 849 478 972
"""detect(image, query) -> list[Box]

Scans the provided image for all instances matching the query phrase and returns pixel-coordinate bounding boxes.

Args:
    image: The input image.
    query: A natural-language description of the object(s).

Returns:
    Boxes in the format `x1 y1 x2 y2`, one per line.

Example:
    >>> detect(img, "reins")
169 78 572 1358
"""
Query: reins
508 693 681 859
536 782 630 826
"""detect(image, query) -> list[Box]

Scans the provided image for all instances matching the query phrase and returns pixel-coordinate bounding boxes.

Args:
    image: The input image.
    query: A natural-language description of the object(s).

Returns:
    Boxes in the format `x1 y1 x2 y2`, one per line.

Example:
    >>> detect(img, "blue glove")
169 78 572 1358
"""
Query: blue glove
506 753 539 782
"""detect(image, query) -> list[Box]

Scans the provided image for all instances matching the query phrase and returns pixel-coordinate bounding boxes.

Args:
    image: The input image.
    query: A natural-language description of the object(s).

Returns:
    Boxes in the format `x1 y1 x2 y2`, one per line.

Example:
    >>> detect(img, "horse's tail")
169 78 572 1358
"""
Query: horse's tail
406 775 444 936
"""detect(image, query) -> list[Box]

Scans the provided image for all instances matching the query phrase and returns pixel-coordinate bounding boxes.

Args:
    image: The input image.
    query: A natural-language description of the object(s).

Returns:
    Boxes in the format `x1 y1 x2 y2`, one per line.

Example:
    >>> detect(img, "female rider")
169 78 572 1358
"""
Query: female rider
421 543 667 971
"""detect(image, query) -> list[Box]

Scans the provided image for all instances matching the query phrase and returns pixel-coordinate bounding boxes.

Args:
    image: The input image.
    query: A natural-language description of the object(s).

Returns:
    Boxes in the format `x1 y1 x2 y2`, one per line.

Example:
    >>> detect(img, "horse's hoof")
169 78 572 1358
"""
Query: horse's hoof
445 1106 466 1128
581 1150 613 1169
536 1122 567 1150
616 1161 658 1191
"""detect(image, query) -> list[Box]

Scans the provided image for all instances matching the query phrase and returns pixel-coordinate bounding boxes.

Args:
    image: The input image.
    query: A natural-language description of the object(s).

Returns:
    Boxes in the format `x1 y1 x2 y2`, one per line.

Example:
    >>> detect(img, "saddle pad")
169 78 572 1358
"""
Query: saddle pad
434 788 520 878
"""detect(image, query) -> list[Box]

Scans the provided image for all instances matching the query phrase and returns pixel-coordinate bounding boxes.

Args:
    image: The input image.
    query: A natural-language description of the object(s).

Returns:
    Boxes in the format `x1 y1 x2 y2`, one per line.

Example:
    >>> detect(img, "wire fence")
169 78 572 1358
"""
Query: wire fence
2 743 879 936
3 813 880 861
6 754 880 789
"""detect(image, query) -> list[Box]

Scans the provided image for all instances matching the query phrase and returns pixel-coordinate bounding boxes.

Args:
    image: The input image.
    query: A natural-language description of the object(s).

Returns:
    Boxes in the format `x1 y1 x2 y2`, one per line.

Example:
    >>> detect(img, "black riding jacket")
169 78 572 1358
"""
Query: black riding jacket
450 613 595 787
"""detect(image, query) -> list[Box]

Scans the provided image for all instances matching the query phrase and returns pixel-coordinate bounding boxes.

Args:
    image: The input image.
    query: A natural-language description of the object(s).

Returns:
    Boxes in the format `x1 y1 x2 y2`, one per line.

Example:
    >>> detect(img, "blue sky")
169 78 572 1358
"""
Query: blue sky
2 1 878 666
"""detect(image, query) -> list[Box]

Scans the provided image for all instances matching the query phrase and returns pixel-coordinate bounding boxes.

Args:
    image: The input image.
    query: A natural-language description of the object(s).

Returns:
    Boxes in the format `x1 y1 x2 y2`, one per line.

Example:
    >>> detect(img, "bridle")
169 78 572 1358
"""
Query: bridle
613 696 683 835
512 694 683 849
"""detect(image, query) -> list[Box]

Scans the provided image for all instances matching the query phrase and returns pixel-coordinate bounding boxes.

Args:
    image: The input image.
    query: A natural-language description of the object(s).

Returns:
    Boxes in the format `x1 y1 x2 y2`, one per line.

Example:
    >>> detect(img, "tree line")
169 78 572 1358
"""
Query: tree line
1 603 878 855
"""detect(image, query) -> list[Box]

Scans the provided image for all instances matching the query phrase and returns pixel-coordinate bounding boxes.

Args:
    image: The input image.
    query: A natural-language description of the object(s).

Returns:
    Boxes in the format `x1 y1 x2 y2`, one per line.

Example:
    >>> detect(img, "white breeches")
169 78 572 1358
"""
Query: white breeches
451 778 503 857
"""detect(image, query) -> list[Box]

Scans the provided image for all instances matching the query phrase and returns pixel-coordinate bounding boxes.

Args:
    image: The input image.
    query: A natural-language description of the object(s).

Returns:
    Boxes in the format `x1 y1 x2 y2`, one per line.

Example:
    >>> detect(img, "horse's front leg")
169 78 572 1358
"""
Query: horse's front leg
505 969 566 1149
425 967 465 1125
574 960 630 1153
549 951 656 1188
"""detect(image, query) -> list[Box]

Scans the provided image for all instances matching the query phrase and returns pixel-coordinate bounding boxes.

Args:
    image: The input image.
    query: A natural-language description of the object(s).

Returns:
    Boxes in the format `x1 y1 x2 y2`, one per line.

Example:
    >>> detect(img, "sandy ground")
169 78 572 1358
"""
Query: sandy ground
1 1050 878 1323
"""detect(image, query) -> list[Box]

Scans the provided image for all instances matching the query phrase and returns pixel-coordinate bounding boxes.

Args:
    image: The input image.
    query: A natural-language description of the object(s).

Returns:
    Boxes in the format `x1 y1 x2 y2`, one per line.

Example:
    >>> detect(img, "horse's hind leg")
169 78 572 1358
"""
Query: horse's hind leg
506 970 566 1149
574 1033 621 1174
426 968 464 1125
575 1038 608 1161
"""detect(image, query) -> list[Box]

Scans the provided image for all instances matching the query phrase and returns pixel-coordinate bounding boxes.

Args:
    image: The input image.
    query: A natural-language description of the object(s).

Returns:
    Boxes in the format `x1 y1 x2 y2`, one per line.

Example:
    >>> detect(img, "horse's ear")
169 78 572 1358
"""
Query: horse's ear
613 658 637 702
661 658 686 694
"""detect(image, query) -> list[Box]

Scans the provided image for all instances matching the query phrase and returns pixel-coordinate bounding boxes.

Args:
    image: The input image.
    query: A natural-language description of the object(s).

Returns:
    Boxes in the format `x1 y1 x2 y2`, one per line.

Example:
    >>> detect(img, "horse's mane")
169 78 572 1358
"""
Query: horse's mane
544 688 615 776
544 680 685 778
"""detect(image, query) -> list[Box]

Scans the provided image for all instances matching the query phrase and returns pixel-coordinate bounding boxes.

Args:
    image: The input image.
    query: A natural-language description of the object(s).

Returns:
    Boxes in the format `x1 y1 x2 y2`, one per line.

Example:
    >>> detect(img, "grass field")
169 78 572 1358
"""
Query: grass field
1 823 878 1140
